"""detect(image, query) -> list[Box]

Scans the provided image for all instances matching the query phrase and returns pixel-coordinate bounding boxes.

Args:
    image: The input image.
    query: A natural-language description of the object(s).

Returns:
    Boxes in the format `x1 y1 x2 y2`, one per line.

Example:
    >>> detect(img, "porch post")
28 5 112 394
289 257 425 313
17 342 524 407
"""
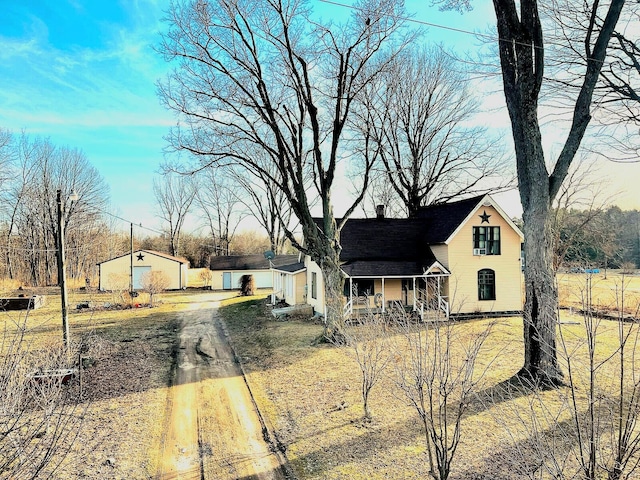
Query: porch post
381 277 385 313
425 275 429 310
350 277 353 311
412 277 417 311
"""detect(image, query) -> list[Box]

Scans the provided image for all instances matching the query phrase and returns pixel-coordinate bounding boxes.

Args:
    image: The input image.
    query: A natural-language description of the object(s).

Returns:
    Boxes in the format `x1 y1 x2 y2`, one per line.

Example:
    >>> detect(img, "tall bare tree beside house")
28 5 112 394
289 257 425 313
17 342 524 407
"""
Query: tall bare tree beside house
438 0 626 384
157 0 408 340
489 0 624 384
356 45 513 218
153 172 196 257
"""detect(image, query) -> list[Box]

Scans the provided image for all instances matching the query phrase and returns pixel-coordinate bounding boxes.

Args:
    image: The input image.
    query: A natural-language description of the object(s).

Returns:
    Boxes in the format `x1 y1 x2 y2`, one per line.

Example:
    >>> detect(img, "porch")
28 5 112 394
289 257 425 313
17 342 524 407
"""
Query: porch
342 274 450 321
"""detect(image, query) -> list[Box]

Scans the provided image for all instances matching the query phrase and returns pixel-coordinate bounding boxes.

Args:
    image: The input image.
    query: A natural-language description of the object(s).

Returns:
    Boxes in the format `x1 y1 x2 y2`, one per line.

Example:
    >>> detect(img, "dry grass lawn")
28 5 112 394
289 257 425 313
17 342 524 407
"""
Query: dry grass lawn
0 286 204 479
2 271 639 479
558 270 640 317
221 276 640 480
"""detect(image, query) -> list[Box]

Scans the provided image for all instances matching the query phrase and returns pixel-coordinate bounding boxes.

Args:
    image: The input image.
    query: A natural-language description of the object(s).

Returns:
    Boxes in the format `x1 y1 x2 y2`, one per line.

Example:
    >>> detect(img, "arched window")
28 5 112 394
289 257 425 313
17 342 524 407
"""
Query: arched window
478 269 496 301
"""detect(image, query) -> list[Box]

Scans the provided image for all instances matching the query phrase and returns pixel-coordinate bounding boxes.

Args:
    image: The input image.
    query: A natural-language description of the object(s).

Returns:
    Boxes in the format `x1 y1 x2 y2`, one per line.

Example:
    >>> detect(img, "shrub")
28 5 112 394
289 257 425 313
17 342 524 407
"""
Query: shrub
239 275 255 296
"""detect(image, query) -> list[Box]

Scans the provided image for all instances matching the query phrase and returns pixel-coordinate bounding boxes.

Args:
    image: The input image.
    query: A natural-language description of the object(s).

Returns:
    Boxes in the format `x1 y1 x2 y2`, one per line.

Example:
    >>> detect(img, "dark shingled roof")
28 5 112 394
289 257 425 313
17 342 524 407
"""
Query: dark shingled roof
209 254 299 271
341 260 427 277
312 195 485 276
272 262 306 273
415 195 486 243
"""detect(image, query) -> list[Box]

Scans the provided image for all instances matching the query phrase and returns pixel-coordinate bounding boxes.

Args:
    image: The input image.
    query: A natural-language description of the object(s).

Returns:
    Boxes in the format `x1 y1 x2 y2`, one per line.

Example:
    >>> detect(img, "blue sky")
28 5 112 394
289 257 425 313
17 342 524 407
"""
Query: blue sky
1 1 634 233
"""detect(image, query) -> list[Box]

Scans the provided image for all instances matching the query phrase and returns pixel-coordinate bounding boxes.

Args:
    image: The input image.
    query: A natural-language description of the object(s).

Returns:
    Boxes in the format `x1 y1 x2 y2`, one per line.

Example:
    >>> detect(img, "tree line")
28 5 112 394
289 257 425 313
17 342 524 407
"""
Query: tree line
0 131 113 286
0 131 296 286
553 205 640 271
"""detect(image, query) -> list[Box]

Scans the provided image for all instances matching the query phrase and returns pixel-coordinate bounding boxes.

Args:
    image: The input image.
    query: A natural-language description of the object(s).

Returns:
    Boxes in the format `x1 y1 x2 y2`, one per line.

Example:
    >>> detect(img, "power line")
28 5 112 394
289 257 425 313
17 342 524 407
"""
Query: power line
318 0 498 43
99 209 166 236
317 0 611 65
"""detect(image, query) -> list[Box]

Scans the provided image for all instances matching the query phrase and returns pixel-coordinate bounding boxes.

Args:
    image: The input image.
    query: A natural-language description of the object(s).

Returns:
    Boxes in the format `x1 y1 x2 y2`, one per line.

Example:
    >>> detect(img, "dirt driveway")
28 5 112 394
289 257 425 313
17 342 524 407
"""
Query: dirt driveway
156 293 287 479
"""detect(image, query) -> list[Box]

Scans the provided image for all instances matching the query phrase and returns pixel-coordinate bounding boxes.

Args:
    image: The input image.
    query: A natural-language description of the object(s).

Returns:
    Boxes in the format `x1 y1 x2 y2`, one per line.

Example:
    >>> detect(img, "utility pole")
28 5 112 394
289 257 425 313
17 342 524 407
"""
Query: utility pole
56 189 78 358
130 222 134 295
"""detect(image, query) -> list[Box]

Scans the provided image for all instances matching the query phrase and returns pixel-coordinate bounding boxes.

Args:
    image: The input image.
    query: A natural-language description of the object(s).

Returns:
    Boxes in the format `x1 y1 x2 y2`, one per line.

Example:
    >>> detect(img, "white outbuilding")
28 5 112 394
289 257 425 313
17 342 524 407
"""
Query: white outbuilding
209 254 299 290
98 249 189 291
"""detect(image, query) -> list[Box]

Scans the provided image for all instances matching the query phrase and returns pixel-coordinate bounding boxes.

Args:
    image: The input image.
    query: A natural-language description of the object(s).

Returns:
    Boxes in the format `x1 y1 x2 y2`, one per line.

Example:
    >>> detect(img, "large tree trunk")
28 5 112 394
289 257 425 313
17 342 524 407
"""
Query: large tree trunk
492 0 624 385
319 252 346 343
520 196 563 384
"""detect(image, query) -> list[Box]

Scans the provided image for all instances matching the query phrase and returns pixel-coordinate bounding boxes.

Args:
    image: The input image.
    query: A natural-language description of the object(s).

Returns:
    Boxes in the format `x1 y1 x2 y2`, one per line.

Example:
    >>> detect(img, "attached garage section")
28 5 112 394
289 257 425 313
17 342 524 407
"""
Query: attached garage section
98 250 189 291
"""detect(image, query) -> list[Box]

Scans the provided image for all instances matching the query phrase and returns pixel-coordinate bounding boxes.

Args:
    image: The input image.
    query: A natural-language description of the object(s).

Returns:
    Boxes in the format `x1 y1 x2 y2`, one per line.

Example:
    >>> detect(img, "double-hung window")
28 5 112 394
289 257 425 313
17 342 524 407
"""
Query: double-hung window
478 269 496 301
473 226 501 255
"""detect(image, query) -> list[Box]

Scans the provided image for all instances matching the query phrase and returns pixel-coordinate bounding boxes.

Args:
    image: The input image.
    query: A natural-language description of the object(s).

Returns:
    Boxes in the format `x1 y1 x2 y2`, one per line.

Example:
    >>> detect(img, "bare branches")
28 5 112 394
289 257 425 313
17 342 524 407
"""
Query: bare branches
153 172 197 257
1 310 85 479
157 0 408 336
391 308 493 480
354 45 513 217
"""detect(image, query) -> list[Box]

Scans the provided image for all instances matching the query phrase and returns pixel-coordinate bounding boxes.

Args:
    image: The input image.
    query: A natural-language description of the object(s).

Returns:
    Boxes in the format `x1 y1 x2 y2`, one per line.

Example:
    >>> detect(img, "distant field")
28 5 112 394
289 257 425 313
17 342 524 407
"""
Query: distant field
558 270 640 317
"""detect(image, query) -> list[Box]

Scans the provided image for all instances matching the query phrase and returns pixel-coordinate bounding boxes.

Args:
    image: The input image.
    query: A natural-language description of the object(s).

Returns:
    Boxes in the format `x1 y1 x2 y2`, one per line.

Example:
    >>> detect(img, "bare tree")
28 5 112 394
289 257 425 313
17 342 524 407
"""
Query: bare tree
491 275 640 480
0 129 12 196
0 310 85 479
357 45 512 218
193 167 245 256
0 133 109 286
153 172 196 257
140 271 171 306
550 158 614 271
437 0 625 385
230 160 296 255
157 0 408 341
341 300 392 421
391 306 492 480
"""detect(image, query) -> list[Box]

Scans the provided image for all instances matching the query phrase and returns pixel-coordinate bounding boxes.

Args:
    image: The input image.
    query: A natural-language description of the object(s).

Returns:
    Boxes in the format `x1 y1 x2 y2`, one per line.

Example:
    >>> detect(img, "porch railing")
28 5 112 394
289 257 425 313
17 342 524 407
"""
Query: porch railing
439 296 450 319
343 298 353 318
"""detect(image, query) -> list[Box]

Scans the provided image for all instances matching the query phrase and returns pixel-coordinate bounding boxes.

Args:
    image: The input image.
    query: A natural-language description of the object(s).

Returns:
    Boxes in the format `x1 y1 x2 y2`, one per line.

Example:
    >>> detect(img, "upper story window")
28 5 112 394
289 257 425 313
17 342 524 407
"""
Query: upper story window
473 226 501 255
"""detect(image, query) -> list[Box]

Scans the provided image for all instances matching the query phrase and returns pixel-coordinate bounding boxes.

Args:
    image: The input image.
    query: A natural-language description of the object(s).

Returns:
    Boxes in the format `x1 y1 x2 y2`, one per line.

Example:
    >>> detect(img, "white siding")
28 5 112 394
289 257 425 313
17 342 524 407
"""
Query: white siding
305 258 325 315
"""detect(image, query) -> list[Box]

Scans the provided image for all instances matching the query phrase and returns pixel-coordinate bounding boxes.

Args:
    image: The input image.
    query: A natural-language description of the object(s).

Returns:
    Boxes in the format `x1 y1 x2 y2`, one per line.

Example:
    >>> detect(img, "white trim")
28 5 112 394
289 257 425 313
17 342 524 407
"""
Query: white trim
423 260 451 276
272 266 306 274
443 194 524 244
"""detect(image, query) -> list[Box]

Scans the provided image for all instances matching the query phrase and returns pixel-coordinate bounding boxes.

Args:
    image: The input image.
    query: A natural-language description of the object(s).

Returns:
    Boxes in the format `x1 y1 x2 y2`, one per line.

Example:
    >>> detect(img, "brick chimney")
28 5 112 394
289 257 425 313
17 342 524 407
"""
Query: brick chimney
376 204 385 219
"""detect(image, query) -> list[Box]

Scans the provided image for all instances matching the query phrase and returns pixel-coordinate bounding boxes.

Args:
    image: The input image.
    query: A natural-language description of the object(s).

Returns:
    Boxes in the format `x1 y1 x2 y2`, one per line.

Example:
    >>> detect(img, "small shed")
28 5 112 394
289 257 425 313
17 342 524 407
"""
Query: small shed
209 254 299 290
98 250 189 291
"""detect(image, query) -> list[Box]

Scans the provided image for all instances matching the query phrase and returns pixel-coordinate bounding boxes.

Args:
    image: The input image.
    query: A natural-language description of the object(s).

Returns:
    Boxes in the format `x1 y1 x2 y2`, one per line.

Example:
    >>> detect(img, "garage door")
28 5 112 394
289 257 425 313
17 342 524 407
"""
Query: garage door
133 266 152 290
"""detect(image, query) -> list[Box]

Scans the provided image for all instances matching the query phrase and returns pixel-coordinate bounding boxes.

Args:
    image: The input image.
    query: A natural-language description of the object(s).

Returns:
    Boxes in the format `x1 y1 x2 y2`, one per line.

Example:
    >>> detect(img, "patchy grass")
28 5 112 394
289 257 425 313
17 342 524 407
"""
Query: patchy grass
221 295 640 480
0 288 212 479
